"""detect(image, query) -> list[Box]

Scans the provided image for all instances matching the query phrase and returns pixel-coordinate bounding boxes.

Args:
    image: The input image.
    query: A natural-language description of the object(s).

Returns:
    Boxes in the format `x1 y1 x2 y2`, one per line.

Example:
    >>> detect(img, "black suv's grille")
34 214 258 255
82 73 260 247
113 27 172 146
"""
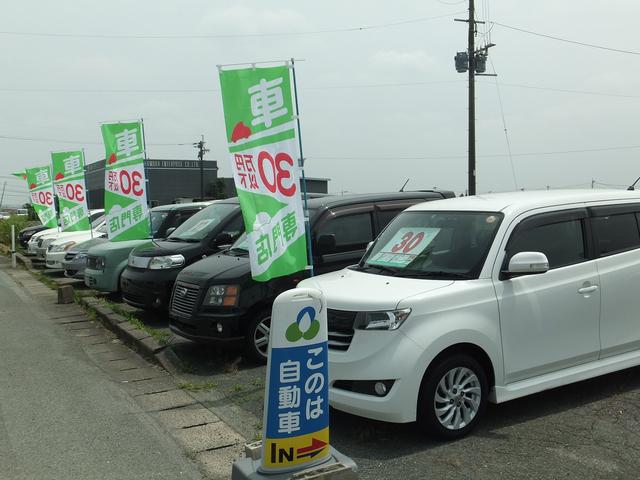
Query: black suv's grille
327 309 357 351
170 282 200 318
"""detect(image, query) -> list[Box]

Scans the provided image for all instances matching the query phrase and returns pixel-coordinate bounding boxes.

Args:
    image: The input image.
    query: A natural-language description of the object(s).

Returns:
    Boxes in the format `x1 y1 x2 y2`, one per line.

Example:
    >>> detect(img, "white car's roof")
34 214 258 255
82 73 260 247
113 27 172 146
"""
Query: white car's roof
407 189 640 217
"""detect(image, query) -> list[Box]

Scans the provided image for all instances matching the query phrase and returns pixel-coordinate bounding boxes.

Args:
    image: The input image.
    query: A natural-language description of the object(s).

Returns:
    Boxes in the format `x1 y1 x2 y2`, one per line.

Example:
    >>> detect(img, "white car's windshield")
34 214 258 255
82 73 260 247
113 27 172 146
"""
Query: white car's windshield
358 211 503 279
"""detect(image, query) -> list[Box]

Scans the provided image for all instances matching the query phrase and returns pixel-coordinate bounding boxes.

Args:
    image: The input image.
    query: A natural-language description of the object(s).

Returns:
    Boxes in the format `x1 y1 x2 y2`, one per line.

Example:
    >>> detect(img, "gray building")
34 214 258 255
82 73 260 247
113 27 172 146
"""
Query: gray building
219 176 329 198
86 159 219 208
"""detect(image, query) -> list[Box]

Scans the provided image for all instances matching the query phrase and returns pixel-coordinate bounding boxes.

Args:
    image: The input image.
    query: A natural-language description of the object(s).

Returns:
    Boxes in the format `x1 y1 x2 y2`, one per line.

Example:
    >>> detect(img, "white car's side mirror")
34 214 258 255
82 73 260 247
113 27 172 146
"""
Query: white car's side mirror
506 251 549 276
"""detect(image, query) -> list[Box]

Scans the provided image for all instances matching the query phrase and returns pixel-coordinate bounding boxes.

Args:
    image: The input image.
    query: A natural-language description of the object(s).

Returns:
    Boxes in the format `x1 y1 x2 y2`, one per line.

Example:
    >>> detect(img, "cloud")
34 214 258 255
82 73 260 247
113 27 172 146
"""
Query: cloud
369 49 437 73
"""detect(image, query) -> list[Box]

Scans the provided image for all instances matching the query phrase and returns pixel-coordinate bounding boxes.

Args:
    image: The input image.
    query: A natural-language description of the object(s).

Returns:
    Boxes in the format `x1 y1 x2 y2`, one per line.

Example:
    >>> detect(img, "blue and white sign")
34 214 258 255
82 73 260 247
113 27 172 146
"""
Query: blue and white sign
260 288 330 474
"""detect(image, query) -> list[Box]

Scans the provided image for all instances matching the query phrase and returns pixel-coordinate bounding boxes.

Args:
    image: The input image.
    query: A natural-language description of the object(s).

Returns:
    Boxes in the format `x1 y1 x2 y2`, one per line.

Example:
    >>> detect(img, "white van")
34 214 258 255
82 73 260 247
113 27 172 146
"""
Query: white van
299 190 640 438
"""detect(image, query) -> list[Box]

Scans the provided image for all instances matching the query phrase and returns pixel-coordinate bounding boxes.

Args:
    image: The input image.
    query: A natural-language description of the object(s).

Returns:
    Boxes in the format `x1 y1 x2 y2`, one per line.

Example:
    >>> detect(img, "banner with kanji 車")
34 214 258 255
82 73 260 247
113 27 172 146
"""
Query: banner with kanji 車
25 166 57 228
51 150 91 232
219 64 307 282
100 121 150 241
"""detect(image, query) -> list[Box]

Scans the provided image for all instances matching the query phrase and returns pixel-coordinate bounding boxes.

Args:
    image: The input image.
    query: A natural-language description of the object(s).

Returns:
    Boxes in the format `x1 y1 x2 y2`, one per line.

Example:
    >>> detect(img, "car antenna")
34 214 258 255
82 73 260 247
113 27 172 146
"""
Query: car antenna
399 178 410 192
627 175 640 190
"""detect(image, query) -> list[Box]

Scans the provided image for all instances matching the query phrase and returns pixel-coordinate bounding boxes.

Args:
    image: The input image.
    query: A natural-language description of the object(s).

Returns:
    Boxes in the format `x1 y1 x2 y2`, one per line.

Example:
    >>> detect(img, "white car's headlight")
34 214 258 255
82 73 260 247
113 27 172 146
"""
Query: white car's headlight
203 284 239 306
148 254 185 270
354 308 411 331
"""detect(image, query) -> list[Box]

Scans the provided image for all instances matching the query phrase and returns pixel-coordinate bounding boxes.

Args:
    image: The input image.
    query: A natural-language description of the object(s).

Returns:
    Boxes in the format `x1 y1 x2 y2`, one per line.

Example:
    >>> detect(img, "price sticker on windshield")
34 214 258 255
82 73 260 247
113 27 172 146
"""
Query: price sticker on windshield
368 227 440 268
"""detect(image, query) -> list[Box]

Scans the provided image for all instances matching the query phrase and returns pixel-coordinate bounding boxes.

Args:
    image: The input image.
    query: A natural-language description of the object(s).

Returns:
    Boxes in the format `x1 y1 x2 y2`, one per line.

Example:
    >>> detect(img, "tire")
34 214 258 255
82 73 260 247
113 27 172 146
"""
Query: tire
244 308 271 364
417 353 488 440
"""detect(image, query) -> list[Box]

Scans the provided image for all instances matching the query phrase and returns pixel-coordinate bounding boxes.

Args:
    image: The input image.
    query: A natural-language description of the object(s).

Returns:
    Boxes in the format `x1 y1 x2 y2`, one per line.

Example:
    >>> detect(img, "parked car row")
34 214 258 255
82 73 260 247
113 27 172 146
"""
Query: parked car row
26 209 105 257
20 188 640 440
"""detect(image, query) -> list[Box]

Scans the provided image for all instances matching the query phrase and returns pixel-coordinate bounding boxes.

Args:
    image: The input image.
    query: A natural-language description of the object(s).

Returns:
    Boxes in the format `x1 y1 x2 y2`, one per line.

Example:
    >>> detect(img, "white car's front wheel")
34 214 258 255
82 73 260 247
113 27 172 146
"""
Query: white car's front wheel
417 353 488 439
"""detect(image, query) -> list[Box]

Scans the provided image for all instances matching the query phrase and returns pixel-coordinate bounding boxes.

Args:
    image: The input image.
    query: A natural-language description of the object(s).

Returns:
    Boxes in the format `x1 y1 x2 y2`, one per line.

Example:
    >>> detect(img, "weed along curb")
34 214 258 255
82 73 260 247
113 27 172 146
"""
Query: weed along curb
77 296 168 362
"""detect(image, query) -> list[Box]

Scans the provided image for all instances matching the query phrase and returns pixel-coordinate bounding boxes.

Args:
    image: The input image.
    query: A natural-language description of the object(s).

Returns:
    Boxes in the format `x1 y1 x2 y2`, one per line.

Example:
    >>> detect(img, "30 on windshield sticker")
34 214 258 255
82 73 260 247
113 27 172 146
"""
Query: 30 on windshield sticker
368 227 440 267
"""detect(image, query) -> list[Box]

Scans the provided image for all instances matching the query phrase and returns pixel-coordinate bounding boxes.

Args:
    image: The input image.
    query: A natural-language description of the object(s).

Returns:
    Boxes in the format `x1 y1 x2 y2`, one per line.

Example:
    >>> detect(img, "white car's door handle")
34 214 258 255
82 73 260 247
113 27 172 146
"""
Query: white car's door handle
578 285 598 294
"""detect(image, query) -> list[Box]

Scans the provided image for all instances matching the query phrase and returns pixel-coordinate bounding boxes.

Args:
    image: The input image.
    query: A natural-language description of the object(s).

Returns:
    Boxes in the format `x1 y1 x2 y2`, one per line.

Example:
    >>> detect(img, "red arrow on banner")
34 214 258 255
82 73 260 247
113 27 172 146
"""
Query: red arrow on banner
296 438 327 459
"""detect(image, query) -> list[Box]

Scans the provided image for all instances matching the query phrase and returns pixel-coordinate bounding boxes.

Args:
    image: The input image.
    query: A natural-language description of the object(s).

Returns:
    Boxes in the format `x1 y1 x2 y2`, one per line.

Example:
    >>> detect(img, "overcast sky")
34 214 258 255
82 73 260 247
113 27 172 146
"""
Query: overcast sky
1 0 640 205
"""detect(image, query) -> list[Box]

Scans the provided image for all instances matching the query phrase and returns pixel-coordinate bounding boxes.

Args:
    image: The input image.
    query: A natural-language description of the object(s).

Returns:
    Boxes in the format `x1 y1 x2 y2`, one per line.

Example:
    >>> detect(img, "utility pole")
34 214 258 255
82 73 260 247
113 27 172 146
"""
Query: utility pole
194 135 209 201
454 2 496 196
0 181 6 210
467 0 476 196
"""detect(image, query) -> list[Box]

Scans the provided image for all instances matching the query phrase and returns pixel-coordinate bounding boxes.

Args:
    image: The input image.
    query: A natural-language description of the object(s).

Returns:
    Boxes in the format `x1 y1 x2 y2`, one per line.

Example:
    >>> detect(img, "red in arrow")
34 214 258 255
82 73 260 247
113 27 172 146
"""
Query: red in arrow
296 438 327 458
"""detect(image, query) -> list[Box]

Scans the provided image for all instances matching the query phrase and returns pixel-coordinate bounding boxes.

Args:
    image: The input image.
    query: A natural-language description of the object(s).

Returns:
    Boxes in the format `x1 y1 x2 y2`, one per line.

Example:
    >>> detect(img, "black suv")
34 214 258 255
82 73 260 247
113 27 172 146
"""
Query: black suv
168 191 454 362
120 199 244 309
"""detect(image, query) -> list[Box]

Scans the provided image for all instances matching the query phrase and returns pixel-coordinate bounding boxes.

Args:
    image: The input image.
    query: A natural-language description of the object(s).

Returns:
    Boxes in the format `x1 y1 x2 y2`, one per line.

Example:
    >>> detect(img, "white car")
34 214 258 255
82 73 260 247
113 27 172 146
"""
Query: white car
300 189 640 439
45 223 108 269
29 210 104 258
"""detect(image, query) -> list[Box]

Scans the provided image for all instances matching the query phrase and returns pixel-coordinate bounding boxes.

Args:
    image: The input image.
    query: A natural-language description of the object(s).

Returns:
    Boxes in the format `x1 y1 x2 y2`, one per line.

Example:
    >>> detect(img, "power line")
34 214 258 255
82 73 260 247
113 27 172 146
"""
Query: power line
0 80 464 94
493 21 640 55
311 144 640 161
478 81 640 99
2 80 638 99
488 57 518 190
0 12 465 40
0 134 191 146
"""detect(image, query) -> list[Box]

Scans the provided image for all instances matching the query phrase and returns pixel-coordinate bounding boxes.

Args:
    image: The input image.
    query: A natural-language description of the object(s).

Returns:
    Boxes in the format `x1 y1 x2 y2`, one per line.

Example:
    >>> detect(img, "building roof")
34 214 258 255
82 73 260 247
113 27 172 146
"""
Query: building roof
407 189 640 216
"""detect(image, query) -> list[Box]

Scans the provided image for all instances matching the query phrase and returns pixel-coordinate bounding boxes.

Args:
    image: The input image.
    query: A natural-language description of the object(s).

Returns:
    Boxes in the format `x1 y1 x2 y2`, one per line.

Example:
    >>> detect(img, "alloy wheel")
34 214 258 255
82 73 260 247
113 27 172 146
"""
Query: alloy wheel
433 367 482 430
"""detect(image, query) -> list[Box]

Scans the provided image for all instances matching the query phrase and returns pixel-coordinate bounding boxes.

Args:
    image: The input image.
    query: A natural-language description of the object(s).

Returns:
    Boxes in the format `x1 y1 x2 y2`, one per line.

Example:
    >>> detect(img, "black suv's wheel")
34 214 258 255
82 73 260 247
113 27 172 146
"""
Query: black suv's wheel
244 308 271 364
417 353 488 439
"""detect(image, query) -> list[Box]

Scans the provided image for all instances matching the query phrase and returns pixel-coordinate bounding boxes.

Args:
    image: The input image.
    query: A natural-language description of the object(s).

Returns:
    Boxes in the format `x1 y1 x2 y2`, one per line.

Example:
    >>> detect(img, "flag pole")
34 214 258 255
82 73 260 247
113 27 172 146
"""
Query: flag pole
290 58 314 277
140 118 152 237
51 163 60 233
83 148 93 239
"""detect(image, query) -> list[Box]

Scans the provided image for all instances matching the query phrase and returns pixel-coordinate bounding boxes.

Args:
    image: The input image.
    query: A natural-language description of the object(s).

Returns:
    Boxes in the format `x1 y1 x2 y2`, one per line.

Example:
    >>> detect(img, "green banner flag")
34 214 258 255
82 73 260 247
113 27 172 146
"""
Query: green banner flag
100 121 150 242
11 171 27 181
25 166 57 228
219 64 307 282
51 150 91 232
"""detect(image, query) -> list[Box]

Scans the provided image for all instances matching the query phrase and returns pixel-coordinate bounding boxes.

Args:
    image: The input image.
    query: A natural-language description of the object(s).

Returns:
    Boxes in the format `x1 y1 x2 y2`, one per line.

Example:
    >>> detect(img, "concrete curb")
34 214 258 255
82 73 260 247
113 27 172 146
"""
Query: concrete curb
15 252 33 270
77 296 167 363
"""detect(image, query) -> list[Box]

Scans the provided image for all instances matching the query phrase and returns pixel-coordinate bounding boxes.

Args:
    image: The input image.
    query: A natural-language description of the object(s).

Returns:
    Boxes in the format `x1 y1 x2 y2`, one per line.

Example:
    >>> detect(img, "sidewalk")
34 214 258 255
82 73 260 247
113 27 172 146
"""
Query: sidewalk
0 259 242 479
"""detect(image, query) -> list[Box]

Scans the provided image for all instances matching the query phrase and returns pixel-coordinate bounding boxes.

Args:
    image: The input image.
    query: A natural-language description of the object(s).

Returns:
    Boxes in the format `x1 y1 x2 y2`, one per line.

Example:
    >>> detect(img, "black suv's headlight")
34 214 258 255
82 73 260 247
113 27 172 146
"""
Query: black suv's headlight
204 285 239 307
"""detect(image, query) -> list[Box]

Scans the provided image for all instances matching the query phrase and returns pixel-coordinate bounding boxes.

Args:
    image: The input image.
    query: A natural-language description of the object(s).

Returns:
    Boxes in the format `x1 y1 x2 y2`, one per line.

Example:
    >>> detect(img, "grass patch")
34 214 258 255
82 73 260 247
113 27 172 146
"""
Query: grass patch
98 298 173 346
178 381 219 392
31 270 58 290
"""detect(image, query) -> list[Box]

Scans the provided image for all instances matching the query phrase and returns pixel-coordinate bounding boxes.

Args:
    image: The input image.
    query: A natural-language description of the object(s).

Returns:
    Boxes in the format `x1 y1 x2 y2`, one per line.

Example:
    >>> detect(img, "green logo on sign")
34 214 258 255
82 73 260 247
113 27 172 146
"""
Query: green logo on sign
286 306 320 342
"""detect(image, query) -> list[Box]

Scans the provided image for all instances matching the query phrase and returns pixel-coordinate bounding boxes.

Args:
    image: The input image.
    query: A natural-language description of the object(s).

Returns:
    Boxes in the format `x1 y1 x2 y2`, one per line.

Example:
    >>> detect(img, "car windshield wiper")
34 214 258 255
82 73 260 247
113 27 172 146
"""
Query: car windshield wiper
353 263 401 276
167 237 199 243
226 247 249 255
395 270 473 280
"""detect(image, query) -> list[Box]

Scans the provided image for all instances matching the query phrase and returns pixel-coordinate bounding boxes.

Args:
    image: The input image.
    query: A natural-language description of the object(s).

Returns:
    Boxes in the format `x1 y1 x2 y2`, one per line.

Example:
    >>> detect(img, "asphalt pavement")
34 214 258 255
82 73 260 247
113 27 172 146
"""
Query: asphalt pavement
0 259 204 480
